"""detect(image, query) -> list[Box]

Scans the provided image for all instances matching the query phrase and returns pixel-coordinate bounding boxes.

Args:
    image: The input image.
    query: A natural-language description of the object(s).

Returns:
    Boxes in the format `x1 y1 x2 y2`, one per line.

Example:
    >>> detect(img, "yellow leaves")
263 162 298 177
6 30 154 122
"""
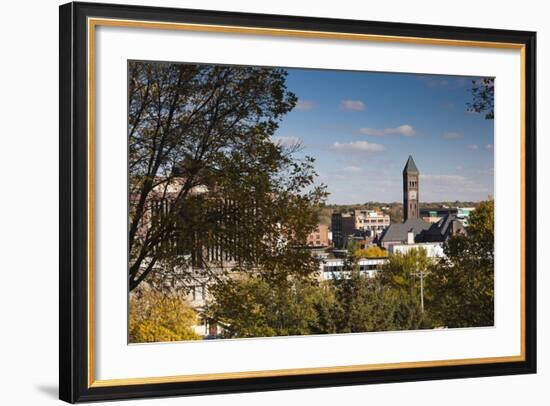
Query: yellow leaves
129 288 201 343
354 246 387 260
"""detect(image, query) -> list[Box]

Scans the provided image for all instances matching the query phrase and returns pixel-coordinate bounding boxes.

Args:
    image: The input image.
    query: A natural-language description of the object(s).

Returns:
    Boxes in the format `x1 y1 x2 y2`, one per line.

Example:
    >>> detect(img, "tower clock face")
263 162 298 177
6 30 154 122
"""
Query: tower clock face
409 190 417 200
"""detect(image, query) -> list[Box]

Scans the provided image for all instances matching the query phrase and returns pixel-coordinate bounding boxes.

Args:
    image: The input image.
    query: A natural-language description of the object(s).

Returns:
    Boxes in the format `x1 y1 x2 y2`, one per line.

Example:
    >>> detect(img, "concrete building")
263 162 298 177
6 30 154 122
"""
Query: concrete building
354 209 390 237
387 240 445 259
306 224 330 247
320 257 388 280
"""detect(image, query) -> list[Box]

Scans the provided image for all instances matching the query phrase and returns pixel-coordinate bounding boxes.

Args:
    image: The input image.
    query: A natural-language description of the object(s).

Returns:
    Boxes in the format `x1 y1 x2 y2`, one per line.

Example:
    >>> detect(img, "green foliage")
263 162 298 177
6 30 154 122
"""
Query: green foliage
129 289 201 343
426 200 494 328
208 249 428 338
207 275 325 338
207 201 494 337
380 247 431 291
329 270 426 333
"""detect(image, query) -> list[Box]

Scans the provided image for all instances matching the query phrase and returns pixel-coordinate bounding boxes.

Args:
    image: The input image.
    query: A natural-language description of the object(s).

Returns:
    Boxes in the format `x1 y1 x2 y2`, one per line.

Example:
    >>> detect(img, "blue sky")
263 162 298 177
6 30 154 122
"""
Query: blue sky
273 68 494 204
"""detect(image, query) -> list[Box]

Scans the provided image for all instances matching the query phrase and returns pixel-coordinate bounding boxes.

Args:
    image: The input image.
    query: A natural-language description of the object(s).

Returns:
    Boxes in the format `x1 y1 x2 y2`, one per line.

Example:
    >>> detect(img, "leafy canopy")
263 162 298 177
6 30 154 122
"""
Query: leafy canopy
426 200 494 328
128 62 326 291
129 289 201 343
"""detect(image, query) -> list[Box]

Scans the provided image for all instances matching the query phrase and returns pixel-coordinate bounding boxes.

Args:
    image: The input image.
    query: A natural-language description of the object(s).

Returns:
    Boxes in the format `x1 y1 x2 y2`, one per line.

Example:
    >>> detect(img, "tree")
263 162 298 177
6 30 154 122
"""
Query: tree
128 61 326 291
129 288 201 343
207 256 426 338
380 248 431 293
467 77 494 119
426 200 494 328
206 274 327 338
322 249 426 334
354 245 387 260
329 269 425 333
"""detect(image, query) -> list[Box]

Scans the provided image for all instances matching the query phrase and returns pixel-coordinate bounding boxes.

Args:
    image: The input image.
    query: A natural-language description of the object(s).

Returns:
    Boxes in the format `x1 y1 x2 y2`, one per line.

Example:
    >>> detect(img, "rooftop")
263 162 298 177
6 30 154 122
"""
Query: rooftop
403 155 419 174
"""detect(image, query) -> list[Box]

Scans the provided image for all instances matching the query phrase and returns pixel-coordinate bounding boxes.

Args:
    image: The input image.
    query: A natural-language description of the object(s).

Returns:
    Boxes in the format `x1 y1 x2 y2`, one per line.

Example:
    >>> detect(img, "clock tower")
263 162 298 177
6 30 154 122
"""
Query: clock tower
403 155 419 222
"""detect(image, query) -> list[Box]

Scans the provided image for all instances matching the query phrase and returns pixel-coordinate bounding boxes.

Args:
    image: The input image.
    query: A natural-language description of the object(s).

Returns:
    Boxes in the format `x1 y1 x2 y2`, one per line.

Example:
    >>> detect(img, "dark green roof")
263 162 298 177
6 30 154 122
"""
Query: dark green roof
403 155 419 174
379 218 431 243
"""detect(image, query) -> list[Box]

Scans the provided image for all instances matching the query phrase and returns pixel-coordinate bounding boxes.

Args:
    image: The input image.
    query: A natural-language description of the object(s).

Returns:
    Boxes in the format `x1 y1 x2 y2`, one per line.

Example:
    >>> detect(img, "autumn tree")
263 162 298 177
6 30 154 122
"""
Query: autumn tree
426 200 494 328
354 245 387 260
128 61 326 291
129 288 201 343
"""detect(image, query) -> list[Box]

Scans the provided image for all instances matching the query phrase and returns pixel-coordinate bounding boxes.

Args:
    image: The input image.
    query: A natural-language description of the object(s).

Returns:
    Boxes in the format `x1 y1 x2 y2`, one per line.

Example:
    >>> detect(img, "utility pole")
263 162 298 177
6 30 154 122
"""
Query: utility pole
419 270 424 313
411 265 428 313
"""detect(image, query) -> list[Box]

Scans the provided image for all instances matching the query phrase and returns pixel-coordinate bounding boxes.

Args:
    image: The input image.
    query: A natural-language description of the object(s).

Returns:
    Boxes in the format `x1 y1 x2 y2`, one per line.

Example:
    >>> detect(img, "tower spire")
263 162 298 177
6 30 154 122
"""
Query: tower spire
403 156 419 222
403 155 419 174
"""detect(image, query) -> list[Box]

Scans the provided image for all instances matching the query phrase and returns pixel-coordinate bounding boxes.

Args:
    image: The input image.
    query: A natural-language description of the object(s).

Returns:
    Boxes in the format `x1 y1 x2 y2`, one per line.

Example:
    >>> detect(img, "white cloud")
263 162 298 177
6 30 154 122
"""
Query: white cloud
331 141 385 152
295 100 315 111
359 124 416 137
485 143 493 150
342 165 362 173
422 174 487 194
443 131 464 139
340 99 365 111
272 136 302 147
467 144 479 150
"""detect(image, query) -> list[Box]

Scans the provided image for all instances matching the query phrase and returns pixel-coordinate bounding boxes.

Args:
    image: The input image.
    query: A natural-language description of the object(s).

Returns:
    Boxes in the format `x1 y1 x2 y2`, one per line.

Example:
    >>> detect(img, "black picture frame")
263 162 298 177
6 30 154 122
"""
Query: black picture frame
59 1 537 403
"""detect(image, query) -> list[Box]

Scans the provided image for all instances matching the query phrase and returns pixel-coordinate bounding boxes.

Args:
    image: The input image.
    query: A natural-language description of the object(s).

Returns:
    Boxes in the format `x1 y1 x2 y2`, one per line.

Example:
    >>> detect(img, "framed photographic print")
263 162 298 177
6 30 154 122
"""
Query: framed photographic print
59 2 537 403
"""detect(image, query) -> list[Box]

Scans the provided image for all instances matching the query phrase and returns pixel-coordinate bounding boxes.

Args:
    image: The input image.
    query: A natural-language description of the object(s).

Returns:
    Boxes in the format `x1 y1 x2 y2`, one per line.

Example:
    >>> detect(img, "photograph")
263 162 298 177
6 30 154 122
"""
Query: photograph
127 61 495 343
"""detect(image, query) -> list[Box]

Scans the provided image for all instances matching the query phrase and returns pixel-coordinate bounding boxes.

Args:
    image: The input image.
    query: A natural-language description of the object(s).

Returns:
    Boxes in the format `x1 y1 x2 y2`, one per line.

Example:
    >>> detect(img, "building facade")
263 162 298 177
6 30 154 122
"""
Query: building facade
354 209 390 237
331 212 356 249
320 257 388 280
387 241 445 258
306 224 330 247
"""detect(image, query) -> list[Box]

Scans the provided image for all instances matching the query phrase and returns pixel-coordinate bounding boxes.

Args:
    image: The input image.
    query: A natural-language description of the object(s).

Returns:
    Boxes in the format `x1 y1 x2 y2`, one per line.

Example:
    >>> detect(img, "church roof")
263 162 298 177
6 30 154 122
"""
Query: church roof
379 218 431 243
379 214 465 245
422 214 465 241
403 155 419 174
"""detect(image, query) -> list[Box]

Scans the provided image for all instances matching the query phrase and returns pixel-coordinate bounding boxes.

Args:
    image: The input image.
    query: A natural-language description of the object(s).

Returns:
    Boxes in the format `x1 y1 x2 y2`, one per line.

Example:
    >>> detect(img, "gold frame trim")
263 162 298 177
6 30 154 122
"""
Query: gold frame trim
87 17 527 388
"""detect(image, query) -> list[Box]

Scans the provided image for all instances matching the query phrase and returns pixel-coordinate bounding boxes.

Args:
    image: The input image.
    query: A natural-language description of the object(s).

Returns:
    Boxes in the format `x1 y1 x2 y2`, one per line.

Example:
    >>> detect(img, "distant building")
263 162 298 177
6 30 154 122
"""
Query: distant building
421 207 474 227
354 209 390 237
379 214 465 249
388 241 445 259
457 207 475 227
420 207 458 223
403 155 420 222
379 156 465 249
306 224 330 247
331 212 356 249
378 218 432 249
320 257 388 280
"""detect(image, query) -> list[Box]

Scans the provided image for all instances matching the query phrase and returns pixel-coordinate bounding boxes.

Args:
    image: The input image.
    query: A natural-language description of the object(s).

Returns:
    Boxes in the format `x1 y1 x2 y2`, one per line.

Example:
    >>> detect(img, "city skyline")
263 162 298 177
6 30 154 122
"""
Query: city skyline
273 68 494 204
